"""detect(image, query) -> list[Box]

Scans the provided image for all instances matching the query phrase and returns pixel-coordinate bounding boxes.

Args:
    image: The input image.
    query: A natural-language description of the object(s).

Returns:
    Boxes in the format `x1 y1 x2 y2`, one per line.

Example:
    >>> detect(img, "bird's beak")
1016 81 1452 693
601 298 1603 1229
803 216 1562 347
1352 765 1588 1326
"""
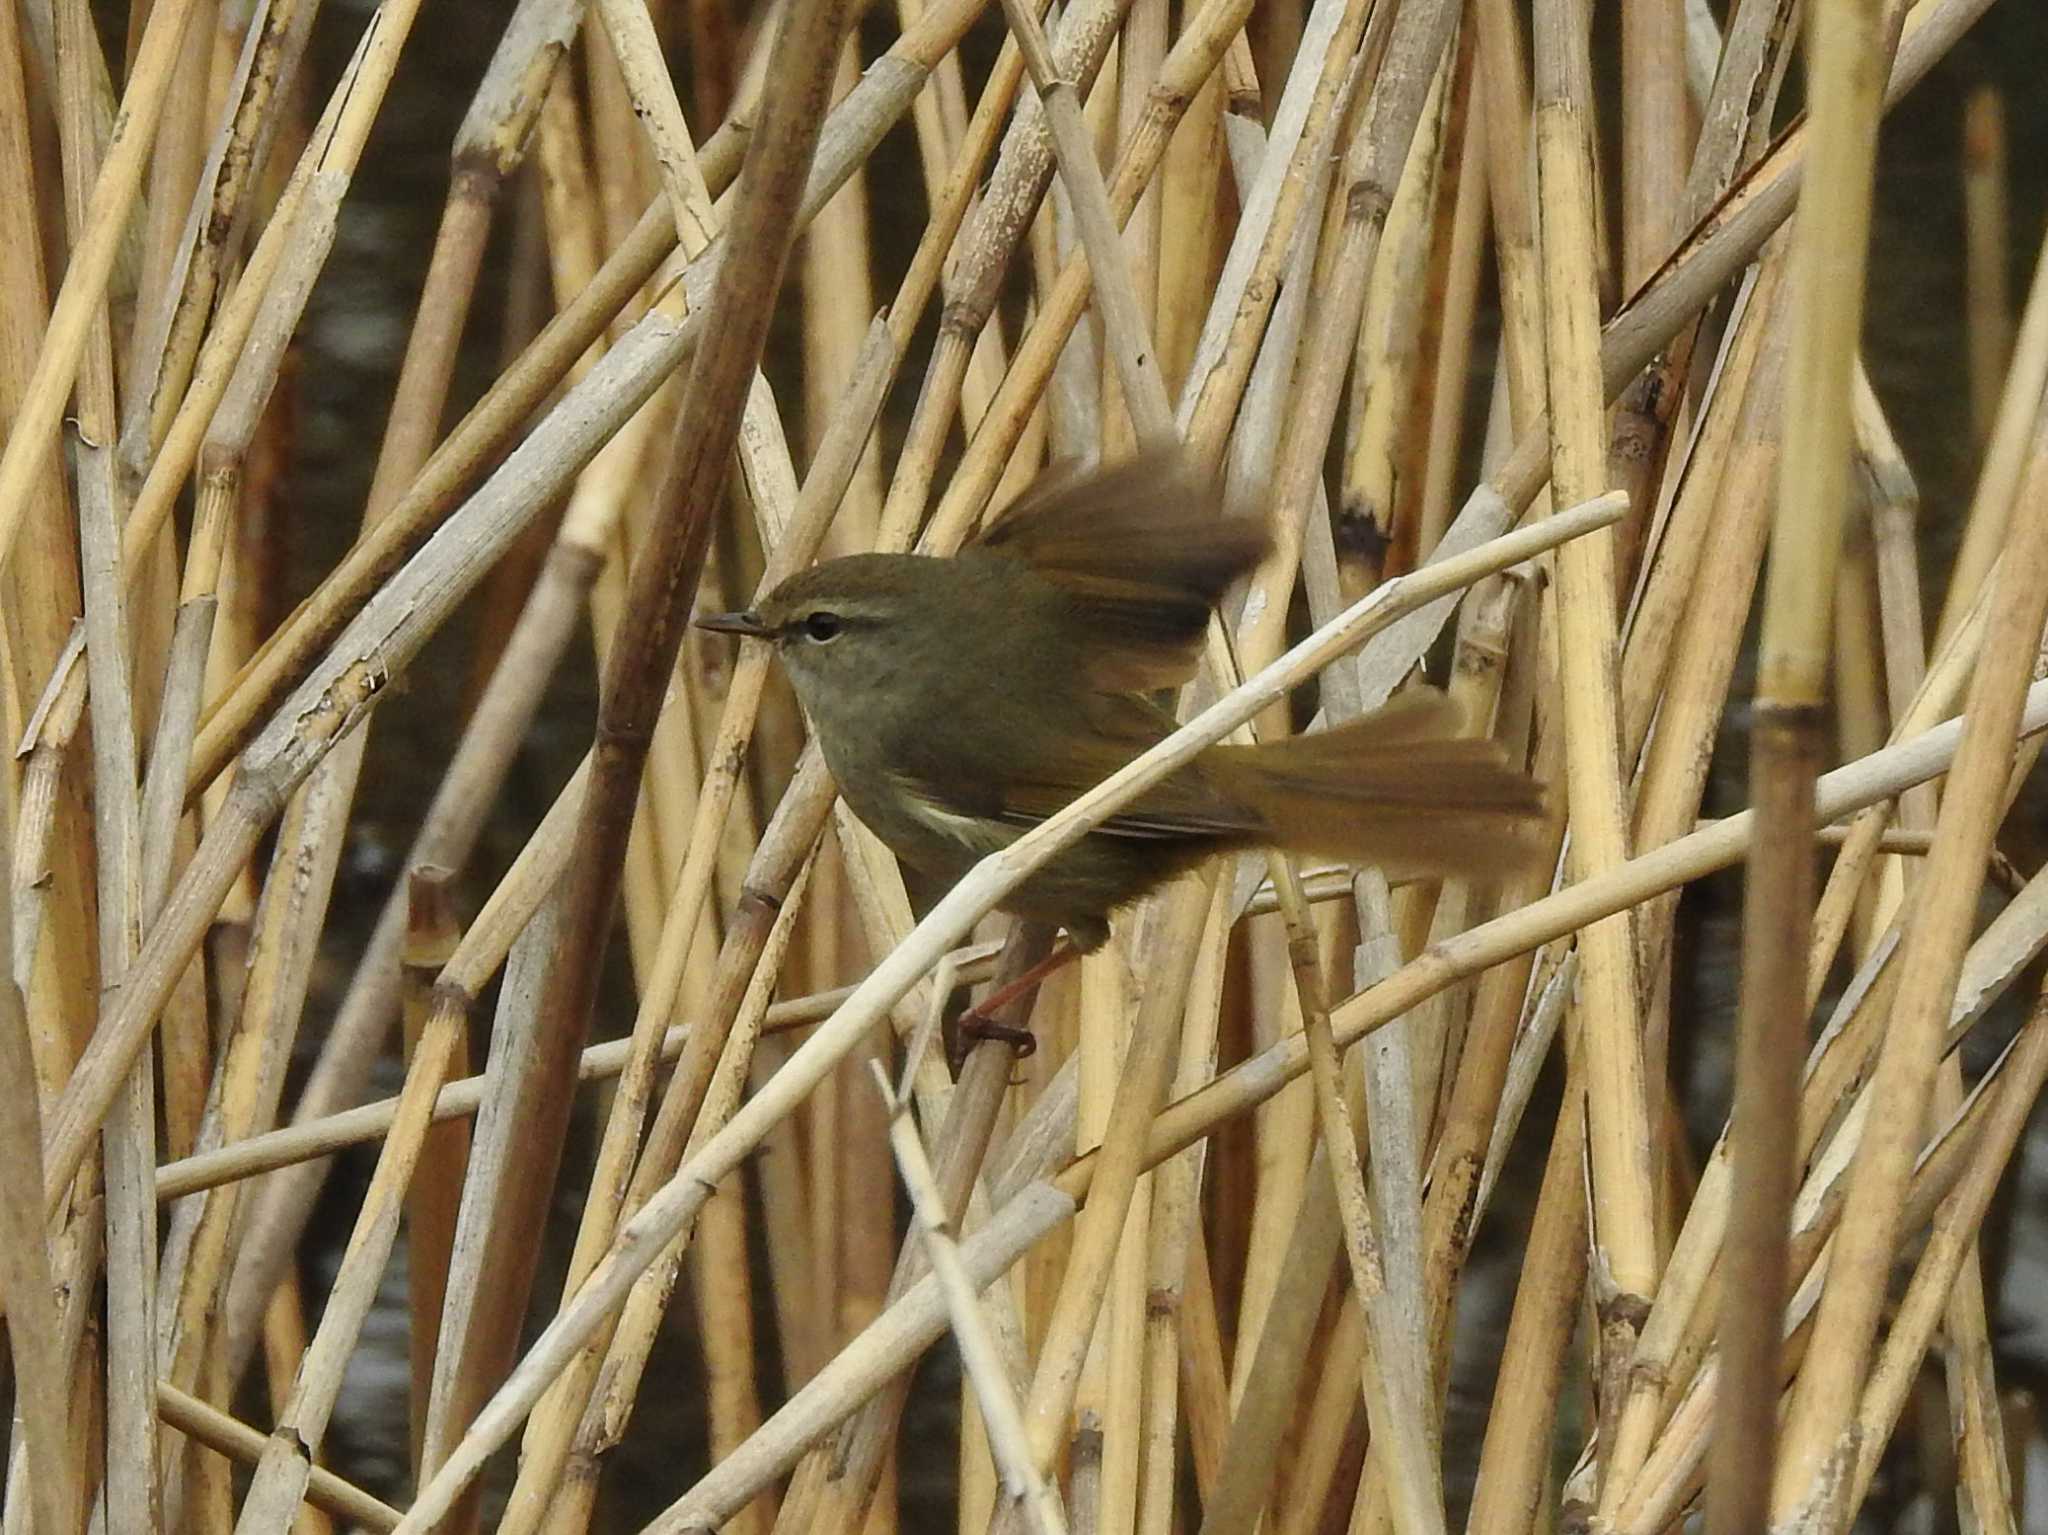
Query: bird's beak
695 609 771 637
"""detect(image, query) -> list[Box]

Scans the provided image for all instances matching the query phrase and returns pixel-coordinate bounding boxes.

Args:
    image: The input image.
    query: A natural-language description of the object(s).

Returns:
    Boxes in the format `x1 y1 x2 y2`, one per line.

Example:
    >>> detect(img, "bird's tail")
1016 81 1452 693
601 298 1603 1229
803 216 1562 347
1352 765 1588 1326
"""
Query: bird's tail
1206 690 1552 882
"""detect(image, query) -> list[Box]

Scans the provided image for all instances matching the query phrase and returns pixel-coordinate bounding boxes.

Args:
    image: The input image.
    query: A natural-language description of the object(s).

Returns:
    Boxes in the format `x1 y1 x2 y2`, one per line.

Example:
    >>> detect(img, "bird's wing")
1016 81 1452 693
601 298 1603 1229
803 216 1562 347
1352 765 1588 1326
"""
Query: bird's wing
970 450 1269 692
892 712 1263 848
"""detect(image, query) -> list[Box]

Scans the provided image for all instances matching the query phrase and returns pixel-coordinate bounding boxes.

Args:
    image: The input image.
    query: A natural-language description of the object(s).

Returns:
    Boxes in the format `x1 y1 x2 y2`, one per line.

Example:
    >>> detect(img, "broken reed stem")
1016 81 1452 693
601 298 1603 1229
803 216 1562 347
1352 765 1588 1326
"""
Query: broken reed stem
1711 0 1895 1528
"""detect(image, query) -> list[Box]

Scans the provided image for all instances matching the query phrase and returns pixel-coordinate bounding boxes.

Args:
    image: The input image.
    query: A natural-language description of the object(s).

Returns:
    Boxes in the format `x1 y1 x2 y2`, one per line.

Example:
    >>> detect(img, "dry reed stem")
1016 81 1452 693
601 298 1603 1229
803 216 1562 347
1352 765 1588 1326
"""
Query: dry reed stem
1136 885 1231 1535
1602 0 1995 402
1530 4 1657 1494
0 837 73 1535
1463 1081 1588 1535
878 0 1134 549
1711 0 1896 1523
1413 47 1488 558
875 1060 1069 1535
1228 0 1459 711
1 0 97 1132
400 871 467 1474
183 12 571 1477
49 5 160 1526
1622 0 1688 291
488 77 746 1519
1859 376 2013 1532
783 929 1061 1535
1612 817 2048 1467
540 843 826 1535
212 543 597 1382
1176 0 1378 468
1605 984 2048 1535
201 19 592 1335
1472 0 1540 424
1595 838 2048 1525
112 0 422 595
1278 856 1446 1535
1006 878 1210 1527
152 942 1004 1199
495 341 894 1524
1195 1156 1341 1534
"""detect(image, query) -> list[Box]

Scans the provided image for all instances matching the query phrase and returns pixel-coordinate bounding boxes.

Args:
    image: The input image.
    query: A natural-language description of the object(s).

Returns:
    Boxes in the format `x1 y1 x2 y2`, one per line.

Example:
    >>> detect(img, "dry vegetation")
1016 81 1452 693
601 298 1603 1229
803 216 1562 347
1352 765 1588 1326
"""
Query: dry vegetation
1 0 2045 1531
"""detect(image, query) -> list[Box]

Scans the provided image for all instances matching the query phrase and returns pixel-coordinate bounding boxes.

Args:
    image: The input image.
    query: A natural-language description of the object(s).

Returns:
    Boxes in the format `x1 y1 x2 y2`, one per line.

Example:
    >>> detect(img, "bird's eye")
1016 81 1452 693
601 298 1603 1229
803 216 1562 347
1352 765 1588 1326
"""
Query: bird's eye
801 611 843 642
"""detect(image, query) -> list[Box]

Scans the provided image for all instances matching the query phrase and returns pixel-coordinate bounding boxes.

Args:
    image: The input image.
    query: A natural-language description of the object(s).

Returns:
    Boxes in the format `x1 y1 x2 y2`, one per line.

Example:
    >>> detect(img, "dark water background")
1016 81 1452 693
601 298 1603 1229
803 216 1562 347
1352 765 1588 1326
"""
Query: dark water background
242 0 2048 1528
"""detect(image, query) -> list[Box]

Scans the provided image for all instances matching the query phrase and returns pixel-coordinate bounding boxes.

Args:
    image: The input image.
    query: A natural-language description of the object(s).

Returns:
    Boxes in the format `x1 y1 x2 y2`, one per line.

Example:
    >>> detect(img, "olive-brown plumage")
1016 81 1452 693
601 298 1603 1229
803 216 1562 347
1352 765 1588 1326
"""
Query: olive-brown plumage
697 452 1548 952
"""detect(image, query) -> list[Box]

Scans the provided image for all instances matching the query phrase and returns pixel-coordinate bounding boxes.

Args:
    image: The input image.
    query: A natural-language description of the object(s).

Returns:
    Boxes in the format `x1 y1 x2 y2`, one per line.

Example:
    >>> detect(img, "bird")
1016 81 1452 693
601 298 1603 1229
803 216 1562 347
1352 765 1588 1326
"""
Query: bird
697 450 1548 1050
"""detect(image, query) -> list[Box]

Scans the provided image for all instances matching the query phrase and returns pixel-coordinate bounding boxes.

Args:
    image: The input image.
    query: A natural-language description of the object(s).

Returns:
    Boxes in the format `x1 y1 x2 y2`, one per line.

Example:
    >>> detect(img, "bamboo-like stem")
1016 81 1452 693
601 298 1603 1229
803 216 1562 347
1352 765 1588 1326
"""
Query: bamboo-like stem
1530 3 1657 1493
0 0 98 1129
1195 1159 1341 1534
1463 1085 1589 1535
994 0 1173 446
401 870 467 1476
1710 15 1898 1526
49 4 157 1528
784 926 1061 1535
155 943 1005 1199
1621 0 1687 291
1604 975 2048 1535
1009 878 1211 1531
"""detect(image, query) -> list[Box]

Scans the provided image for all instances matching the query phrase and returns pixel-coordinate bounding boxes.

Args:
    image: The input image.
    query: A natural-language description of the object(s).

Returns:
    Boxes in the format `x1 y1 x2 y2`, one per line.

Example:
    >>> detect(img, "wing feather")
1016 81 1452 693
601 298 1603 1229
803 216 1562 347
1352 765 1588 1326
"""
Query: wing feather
973 451 1269 691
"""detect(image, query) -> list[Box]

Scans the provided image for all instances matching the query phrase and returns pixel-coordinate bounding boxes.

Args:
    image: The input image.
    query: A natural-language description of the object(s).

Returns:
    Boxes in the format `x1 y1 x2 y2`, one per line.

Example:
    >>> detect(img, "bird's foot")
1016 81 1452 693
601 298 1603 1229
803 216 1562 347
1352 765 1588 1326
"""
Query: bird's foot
944 939 1081 1072
953 1011 1039 1061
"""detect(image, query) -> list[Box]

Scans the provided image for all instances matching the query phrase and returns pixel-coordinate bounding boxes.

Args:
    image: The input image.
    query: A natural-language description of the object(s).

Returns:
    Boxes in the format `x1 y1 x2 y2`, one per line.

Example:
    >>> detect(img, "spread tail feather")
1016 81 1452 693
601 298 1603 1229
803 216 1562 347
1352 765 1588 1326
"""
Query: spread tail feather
1207 692 1551 881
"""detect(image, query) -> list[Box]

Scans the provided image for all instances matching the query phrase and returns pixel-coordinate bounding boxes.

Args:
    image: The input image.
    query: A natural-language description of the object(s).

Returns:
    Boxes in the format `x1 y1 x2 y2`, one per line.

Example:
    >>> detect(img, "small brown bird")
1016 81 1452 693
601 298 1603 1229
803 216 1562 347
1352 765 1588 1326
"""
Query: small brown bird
698 452 1547 1041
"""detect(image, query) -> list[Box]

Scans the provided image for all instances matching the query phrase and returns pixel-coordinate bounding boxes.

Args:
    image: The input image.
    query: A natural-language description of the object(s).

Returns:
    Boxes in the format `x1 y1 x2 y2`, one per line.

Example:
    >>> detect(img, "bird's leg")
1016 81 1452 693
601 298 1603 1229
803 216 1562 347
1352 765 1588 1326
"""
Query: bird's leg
951 939 1080 1063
